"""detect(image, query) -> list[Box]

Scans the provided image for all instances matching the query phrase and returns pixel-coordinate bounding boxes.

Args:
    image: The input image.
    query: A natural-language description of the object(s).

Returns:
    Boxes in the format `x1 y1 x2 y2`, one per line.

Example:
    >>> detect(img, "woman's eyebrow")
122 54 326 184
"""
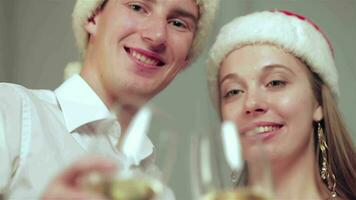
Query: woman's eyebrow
220 73 240 85
262 64 296 75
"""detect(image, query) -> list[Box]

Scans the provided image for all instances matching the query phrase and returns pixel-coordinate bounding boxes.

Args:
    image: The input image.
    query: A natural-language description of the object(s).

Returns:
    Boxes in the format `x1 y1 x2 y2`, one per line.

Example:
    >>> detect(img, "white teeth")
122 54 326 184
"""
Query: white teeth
131 50 159 66
254 126 279 134
140 56 146 62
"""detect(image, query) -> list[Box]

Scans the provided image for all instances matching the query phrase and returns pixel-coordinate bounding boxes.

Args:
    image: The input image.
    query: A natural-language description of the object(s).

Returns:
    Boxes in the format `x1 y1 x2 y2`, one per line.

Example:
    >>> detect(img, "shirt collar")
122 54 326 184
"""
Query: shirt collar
54 74 111 132
54 74 153 163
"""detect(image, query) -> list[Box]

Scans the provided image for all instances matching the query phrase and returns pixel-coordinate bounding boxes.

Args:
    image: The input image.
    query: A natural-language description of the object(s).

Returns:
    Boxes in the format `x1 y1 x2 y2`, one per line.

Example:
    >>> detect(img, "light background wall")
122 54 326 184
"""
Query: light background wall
0 0 355 199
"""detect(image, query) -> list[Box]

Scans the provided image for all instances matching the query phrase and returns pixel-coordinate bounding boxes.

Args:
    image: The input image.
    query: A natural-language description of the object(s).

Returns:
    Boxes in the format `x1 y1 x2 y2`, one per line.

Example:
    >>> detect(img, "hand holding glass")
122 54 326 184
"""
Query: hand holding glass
81 105 178 200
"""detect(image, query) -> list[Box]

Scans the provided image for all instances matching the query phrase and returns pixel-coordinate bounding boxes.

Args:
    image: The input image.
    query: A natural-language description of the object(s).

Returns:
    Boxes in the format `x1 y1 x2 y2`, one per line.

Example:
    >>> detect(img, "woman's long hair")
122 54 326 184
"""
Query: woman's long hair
221 44 356 199
310 73 356 200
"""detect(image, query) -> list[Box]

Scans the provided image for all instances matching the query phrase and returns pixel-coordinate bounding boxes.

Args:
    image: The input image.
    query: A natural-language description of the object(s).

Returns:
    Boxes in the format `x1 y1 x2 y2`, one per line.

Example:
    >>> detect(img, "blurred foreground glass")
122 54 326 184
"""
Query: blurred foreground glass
82 104 178 200
190 121 274 200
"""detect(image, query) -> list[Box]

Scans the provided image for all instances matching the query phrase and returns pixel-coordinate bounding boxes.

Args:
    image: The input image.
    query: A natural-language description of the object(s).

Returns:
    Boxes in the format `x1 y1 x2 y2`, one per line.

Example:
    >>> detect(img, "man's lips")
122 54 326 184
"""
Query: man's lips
124 46 165 67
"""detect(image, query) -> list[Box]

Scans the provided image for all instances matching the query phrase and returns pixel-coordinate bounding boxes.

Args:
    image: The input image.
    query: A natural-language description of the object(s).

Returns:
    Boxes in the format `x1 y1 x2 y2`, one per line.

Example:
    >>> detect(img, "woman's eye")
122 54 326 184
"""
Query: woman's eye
224 89 242 98
266 80 286 88
130 4 144 13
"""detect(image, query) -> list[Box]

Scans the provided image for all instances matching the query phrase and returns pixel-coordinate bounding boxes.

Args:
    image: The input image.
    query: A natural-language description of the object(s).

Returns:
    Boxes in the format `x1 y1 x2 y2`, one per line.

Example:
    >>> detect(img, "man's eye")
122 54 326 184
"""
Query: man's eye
224 89 242 98
169 19 188 30
266 80 286 88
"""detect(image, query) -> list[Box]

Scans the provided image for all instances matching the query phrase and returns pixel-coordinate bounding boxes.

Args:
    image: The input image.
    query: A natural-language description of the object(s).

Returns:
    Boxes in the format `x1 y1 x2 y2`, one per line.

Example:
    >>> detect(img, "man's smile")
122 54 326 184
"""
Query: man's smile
125 46 165 68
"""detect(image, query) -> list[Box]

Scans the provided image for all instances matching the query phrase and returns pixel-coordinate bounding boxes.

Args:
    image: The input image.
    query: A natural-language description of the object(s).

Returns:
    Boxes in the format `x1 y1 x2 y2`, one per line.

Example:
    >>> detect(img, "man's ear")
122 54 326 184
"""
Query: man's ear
313 104 323 121
84 13 100 36
180 56 191 71
179 59 190 71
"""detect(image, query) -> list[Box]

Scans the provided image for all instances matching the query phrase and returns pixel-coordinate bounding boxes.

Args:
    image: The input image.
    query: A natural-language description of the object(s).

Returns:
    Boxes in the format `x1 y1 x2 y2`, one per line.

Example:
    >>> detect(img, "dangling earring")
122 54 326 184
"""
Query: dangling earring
317 122 337 198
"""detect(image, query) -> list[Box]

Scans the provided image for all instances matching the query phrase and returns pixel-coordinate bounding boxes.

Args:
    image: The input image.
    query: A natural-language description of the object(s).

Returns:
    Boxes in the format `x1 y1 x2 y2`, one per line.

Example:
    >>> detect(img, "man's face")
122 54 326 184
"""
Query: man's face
85 0 198 105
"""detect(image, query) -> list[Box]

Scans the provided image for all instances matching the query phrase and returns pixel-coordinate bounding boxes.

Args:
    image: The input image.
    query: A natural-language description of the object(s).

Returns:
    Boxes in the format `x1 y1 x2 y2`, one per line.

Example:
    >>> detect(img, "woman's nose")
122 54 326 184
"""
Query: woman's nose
243 90 268 116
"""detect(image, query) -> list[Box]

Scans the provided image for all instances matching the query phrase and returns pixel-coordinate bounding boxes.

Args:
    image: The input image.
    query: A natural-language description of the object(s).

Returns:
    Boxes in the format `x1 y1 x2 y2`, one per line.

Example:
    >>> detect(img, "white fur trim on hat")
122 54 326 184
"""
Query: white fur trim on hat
72 0 106 58
72 0 219 63
208 10 339 107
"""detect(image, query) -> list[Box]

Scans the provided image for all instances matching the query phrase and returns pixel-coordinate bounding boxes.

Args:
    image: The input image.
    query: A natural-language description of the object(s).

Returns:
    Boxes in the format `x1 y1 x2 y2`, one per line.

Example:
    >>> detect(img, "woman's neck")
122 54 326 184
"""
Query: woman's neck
271 141 329 200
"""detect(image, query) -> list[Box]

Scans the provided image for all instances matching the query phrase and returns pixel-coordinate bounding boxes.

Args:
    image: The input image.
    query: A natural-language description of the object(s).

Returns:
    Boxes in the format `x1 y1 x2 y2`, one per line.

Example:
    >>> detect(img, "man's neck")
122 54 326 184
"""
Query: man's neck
80 62 116 108
117 104 137 134
80 58 149 148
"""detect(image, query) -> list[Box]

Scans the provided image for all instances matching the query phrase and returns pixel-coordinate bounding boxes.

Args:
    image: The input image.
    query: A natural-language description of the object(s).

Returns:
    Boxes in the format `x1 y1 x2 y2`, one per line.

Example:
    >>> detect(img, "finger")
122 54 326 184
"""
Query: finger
59 155 117 186
42 185 109 200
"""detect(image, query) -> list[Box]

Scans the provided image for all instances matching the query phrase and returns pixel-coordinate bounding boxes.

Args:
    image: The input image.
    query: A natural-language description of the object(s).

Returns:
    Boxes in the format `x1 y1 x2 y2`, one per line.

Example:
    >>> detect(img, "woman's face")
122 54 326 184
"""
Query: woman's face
219 45 323 164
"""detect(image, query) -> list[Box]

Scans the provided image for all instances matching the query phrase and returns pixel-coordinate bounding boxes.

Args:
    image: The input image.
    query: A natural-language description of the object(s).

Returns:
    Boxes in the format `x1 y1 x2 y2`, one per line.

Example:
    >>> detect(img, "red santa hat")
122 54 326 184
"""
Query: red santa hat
208 10 339 107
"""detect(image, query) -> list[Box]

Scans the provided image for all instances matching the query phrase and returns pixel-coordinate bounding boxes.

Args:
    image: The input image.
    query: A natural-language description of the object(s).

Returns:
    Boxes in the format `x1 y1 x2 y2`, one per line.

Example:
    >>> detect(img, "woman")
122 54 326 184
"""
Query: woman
207 10 355 200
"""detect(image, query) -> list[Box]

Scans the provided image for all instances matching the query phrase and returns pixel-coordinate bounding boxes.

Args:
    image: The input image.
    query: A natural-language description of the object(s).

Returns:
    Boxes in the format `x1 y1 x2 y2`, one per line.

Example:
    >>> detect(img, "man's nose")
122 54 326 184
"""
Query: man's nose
141 17 167 52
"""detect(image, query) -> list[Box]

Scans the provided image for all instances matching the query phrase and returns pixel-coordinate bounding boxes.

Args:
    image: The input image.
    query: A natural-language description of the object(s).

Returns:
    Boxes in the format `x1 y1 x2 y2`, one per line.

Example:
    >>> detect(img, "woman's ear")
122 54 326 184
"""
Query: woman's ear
313 105 323 121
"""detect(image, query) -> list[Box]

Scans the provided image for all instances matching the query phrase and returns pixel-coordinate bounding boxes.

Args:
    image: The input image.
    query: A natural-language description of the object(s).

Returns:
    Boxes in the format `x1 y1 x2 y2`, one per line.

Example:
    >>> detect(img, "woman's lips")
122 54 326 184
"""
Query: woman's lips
242 124 284 141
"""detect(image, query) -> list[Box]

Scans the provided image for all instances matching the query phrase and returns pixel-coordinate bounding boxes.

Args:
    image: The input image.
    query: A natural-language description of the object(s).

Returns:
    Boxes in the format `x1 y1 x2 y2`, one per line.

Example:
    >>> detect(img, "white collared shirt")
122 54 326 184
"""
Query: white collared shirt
0 75 158 199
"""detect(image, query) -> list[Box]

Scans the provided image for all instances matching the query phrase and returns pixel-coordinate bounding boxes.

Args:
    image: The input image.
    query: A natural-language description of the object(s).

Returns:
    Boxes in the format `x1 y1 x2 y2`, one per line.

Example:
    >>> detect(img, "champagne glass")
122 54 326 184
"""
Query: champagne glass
190 121 274 200
82 103 179 200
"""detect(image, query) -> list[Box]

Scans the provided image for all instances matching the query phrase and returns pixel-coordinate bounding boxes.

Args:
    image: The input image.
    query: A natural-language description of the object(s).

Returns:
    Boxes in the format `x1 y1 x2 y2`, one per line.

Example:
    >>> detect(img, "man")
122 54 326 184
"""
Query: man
0 0 218 199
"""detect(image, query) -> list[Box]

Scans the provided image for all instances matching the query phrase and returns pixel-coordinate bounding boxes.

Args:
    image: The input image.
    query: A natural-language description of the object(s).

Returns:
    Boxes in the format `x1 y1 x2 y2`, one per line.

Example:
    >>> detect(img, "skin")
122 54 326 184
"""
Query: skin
81 0 198 134
81 0 198 108
219 45 330 199
41 156 117 200
43 0 199 198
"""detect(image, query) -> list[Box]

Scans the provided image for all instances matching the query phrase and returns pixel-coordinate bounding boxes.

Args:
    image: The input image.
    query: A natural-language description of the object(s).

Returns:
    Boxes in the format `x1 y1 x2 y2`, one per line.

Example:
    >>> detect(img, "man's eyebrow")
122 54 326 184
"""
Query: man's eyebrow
171 8 198 24
143 0 198 24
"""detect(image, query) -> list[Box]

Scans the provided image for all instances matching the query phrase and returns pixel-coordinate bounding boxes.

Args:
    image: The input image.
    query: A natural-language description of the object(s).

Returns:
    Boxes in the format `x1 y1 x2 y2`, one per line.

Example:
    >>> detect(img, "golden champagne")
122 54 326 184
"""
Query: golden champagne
202 188 272 200
83 172 162 200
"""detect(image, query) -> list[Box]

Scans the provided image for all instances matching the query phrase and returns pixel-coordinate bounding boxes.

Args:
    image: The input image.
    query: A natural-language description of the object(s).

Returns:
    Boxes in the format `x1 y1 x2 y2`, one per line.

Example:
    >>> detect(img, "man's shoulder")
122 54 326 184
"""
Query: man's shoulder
0 83 32 123
0 82 56 108
0 82 46 97
0 83 30 100
0 82 27 91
